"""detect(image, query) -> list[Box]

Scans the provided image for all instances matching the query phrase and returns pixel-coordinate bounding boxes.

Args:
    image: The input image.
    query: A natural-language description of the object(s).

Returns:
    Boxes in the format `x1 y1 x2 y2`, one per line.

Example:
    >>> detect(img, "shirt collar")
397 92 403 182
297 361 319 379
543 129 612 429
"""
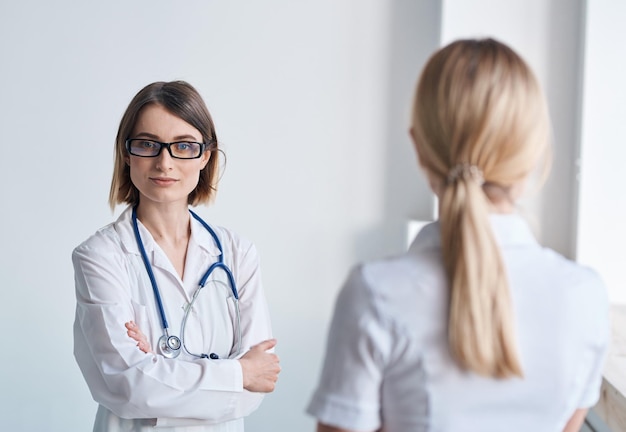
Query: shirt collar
409 212 539 254
189 212 222 257
114 206 221 257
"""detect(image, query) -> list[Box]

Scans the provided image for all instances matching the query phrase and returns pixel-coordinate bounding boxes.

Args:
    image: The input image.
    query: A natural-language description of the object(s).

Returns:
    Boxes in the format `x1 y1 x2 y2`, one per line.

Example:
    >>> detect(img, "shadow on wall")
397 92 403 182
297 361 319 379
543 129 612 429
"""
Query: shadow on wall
353 0 440 262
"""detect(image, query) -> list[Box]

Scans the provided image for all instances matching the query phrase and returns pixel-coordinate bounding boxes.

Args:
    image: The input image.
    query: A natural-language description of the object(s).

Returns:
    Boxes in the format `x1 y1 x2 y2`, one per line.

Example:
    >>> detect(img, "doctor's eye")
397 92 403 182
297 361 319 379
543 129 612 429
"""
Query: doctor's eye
170 141 203 158
126 139 162 157
173 142 192 151
139 140 159 149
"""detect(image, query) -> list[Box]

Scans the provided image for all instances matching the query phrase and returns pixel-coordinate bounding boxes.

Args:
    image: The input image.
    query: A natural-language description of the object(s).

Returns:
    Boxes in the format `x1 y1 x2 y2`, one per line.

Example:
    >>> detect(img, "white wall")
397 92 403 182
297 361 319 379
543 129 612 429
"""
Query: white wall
576 1 626 305
0 1 439 430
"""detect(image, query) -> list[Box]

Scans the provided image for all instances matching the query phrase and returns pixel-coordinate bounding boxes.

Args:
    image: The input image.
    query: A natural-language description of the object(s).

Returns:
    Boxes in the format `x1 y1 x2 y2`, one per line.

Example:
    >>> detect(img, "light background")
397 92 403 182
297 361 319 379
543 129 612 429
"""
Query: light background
0 1 621 431
576 0 626 306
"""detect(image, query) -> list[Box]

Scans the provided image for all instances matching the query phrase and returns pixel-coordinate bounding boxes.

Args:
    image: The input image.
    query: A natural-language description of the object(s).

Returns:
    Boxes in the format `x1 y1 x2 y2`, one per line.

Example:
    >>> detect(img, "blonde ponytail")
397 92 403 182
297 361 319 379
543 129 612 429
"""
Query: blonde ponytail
440 170 522 378
411 39 550 378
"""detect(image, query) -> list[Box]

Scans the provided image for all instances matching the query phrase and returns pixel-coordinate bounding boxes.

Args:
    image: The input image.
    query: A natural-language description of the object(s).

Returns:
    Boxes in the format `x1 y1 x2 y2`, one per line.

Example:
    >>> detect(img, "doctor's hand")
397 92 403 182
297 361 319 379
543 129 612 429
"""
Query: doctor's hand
238 339 281 393
125 321 154 354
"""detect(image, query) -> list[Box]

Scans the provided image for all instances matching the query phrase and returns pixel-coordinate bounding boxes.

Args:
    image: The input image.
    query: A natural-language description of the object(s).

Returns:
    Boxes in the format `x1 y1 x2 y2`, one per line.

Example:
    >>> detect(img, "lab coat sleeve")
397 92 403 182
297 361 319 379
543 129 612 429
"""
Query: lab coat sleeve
72 230 268 424
221 235 273 414
232 240 274 355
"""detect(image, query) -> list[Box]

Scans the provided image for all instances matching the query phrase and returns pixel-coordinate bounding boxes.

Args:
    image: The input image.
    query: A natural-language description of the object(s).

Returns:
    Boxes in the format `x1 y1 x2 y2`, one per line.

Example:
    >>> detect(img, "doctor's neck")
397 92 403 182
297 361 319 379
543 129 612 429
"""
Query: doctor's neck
135 200 191 242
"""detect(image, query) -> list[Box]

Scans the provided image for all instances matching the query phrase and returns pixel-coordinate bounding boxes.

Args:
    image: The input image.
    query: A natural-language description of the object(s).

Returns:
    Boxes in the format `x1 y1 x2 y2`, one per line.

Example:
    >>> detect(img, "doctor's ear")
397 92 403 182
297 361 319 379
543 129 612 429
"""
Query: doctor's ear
409 127 421 151
200 151 211 169
409 128 424 166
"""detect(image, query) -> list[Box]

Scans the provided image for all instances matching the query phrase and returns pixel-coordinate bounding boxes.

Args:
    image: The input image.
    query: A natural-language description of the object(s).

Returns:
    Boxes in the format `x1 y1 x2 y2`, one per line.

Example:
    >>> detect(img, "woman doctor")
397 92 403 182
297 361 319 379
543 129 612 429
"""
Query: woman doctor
73 80 280 432
307 39 609 431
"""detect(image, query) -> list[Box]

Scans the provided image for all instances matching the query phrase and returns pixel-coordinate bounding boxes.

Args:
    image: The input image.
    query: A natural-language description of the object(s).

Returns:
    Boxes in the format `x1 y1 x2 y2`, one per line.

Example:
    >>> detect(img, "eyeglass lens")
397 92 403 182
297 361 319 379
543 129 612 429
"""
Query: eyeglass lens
127 139 204 159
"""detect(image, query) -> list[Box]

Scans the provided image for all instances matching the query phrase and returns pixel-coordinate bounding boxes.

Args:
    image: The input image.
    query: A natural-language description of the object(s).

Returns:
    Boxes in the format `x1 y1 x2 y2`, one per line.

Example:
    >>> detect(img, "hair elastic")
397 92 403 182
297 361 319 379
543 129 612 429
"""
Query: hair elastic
447 163 485 186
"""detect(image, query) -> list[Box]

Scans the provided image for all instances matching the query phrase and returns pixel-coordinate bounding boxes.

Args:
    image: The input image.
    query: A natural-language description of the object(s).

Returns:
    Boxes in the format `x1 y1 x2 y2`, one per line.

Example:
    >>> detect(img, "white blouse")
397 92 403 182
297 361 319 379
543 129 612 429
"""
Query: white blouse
308 214 609 432
73 207 273 432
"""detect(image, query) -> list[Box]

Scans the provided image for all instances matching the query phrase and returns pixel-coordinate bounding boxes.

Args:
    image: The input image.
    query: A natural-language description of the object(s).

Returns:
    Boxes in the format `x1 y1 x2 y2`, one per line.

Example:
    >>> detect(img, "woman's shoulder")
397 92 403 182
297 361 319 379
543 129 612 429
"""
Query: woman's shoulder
342 250 447 327
515 244 606 300
191 219 259 268
209 224 254 249
547 250 608 315
72 209 134 257
73 223 121 253
356 245 445 298
507 245 609 346
194 220 255 253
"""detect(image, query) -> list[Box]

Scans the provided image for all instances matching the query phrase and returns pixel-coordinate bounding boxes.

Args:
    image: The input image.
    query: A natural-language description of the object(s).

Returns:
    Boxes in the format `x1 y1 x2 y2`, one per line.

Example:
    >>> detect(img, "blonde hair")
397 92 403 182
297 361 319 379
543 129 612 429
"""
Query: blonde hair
109 81 220 210
411 39 551 378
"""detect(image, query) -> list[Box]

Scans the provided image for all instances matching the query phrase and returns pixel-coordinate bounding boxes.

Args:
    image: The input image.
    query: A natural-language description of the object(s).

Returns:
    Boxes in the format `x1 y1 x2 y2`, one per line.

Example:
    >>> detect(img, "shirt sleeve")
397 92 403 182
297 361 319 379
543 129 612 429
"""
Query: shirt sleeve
306 265 392 431
72 231 268 424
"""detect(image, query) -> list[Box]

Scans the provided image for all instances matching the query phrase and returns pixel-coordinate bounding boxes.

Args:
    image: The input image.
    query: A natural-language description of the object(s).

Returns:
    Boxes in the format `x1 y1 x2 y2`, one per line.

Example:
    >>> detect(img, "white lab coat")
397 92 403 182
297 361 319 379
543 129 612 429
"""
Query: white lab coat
73 207 273 432
308 214 609 431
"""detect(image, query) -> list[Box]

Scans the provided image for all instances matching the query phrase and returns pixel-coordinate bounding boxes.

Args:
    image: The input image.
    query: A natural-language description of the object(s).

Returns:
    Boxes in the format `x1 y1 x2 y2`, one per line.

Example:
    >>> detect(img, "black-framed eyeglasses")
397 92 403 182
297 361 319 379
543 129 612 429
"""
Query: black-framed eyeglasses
125 139 210 159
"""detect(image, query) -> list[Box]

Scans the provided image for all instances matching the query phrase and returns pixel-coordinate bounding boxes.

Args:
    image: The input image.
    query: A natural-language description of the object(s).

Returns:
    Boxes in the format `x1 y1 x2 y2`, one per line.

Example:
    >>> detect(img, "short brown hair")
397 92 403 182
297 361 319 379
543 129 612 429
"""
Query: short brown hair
108 81 220 209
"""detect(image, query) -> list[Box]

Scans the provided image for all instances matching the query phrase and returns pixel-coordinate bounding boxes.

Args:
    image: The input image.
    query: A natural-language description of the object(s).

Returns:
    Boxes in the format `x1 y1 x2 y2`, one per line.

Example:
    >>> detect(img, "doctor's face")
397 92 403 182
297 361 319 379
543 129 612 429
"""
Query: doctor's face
126 104 210 208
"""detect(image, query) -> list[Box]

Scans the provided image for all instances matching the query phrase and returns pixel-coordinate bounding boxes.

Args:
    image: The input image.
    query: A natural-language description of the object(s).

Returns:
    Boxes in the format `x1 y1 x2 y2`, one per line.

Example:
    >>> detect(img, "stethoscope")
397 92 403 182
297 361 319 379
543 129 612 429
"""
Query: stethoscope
131 206 242 360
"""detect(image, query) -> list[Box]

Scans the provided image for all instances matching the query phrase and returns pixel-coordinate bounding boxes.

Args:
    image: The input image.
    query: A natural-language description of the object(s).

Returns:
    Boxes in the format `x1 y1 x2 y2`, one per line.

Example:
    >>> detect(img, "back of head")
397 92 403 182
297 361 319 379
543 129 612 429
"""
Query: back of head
411 39 550 378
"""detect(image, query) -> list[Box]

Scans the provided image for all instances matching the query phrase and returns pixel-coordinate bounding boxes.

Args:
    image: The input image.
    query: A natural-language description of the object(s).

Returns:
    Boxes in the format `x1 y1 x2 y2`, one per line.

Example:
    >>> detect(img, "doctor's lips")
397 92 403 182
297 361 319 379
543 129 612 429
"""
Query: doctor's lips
149 177 179 186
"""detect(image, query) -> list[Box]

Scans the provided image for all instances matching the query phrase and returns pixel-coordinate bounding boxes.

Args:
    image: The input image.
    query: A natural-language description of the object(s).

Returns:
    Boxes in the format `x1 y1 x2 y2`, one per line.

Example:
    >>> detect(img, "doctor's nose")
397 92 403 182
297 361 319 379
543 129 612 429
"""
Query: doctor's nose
155 147 174 171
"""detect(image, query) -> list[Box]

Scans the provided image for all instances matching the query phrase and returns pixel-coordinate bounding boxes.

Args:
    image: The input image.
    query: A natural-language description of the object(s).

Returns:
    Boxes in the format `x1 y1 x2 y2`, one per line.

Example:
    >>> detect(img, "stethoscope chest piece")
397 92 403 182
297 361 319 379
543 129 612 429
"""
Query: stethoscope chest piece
158 334 182 359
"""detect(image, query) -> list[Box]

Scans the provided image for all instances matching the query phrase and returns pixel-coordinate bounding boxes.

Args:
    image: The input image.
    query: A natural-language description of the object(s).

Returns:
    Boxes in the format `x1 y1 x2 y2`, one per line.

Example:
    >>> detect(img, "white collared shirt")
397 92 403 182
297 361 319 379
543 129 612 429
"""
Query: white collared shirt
307 214 609 432
73 206 273 432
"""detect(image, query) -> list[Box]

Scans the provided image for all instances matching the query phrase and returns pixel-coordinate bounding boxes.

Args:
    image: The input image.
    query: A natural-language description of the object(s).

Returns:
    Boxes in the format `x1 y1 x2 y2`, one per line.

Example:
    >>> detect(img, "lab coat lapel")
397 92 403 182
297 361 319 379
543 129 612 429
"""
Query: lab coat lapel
114 207 142 256
114 206 186 297
183 215 221 288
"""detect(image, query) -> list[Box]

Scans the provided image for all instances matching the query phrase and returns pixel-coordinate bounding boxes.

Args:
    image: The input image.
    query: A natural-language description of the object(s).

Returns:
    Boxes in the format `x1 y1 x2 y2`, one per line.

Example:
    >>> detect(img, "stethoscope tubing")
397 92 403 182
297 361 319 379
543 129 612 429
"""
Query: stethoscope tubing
132 206 171 332
131 206 241 359
180 290 242 359
190 210 239 300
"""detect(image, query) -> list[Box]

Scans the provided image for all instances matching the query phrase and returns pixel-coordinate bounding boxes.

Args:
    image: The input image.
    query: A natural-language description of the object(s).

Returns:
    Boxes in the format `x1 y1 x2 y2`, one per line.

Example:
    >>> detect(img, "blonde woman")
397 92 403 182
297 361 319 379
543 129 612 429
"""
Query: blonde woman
307 39 609 431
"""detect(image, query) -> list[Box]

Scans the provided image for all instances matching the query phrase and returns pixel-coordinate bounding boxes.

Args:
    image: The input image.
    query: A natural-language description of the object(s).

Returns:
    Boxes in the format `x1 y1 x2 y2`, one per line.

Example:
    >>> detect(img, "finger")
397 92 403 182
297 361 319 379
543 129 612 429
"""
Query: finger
251 338 277 352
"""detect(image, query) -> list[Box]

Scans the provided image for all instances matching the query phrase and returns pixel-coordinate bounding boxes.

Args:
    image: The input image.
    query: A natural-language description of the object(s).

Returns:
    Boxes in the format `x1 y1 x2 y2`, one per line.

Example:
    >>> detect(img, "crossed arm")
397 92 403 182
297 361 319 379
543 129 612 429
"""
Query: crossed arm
125 321 280 393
